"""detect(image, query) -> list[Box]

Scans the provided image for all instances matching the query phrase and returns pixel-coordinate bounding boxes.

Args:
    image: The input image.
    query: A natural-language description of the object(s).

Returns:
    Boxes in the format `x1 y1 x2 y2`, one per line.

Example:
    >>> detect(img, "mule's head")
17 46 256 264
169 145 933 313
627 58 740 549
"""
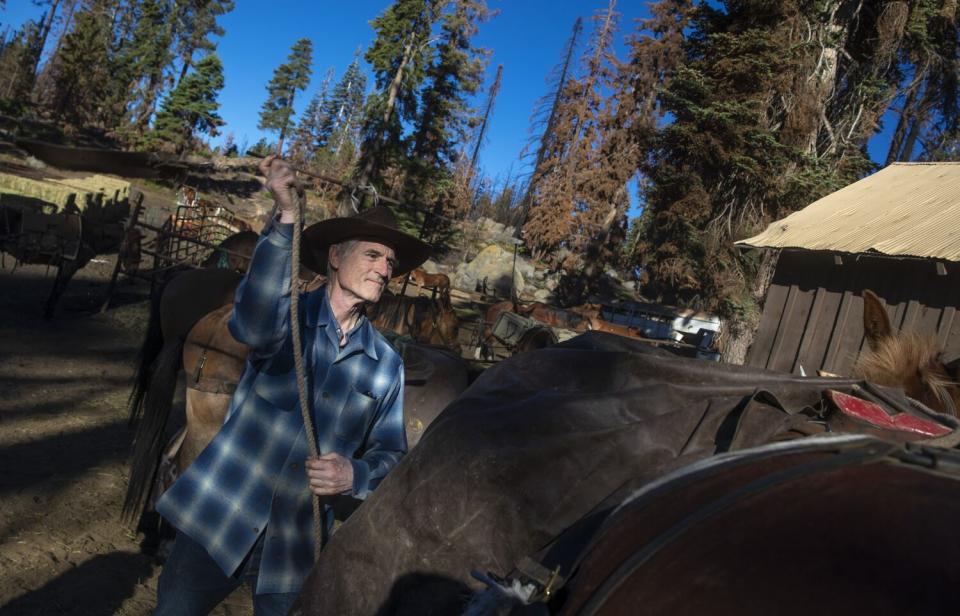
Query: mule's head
854 290 960 416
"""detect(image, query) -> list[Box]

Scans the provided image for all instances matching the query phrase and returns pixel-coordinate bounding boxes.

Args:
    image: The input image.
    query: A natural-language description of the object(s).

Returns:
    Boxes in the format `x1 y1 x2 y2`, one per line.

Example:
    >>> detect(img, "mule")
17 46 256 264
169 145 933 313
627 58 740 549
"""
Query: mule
291 331 960 615
854 289 960 416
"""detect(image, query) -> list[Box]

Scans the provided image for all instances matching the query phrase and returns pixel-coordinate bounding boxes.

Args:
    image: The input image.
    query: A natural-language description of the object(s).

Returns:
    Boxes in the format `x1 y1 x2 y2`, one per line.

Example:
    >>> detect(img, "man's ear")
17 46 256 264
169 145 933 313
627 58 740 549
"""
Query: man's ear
328 245 339 270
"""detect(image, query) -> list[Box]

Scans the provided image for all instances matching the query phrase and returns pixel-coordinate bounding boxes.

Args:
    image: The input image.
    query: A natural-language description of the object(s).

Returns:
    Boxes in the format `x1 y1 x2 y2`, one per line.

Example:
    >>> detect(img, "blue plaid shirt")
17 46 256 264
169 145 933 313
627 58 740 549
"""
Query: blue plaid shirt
156 221 407 594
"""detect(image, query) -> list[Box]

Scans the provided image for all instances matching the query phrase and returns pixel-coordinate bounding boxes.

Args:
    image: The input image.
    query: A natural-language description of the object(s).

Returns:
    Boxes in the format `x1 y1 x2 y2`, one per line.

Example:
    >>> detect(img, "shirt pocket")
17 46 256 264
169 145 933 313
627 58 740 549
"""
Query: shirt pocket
334 386 379 446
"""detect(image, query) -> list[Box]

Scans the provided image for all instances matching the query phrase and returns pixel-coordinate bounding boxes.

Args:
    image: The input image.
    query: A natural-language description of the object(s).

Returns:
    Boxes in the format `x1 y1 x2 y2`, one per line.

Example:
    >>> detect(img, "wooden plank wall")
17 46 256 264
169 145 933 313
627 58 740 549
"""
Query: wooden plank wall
746 251 960 376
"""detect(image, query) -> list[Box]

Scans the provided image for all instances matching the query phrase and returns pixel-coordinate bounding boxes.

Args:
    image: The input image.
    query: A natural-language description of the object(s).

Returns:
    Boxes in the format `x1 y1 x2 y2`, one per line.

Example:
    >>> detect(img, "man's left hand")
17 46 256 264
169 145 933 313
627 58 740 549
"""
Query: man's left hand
305 453 354 496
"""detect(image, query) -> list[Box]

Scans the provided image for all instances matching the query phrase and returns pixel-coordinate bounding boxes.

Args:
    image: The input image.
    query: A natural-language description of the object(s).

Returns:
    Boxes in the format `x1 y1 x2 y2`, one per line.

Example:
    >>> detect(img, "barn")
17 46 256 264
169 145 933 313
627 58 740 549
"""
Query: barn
736 162 960 376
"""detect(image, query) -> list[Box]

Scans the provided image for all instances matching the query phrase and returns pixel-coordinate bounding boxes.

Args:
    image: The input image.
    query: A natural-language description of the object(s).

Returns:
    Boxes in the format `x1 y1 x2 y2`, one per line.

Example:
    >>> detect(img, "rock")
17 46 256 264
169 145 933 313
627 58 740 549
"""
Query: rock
533 288 552 301
455 244 527 297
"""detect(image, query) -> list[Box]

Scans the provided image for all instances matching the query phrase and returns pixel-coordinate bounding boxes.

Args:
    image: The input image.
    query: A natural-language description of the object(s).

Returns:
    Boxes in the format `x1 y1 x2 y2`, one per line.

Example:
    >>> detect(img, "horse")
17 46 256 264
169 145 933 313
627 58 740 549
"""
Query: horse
124 268 469 541
198 229 258 272
291 317 960 615
853 289 960 417
409 268 451 302
367 291 462 355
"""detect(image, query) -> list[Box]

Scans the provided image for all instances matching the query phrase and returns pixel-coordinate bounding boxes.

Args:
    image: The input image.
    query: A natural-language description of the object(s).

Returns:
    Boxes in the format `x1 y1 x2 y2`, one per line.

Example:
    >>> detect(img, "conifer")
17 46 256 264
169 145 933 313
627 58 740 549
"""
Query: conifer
355 0 439 200
258 38 313 154
173 0 234 87
288 67 334 165
319 52 367 155
151 53 225 154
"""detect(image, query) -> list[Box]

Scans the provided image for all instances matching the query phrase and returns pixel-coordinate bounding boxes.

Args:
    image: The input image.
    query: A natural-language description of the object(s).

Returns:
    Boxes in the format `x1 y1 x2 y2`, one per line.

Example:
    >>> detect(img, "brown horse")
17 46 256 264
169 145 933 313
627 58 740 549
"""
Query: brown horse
367 291 461 354
854 289 960 416
409 268 451 301
198 229 258 272
292 330 960 615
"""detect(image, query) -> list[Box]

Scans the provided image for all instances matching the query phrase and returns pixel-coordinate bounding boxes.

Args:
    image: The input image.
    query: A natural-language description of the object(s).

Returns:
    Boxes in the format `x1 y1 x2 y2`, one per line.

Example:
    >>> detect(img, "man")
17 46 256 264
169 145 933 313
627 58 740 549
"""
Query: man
153 156 432 615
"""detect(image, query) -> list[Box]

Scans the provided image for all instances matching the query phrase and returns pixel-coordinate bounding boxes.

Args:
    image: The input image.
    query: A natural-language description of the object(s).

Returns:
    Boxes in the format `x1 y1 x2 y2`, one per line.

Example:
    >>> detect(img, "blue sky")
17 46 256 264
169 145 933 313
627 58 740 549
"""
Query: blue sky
3 1 652 187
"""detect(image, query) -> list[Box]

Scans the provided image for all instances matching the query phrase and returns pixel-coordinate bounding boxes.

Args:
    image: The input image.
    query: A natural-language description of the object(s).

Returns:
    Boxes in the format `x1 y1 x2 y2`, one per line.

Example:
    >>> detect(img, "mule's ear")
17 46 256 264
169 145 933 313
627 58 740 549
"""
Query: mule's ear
862 289 892 352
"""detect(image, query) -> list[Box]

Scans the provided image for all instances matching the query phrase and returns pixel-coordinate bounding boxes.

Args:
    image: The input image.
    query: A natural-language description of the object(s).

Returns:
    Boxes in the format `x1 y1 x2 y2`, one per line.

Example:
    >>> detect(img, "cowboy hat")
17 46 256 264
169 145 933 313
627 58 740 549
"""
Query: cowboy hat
300 205 432 277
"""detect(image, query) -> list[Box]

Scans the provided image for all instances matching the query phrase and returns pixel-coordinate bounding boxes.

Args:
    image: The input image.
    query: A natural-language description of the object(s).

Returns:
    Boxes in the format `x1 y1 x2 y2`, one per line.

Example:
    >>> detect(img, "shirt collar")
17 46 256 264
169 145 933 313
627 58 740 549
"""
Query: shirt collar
306 285 379 361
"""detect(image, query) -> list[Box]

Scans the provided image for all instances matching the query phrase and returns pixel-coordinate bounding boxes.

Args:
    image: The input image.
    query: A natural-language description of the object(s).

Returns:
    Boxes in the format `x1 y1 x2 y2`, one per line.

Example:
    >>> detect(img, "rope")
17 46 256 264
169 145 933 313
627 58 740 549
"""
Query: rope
287 182 326 559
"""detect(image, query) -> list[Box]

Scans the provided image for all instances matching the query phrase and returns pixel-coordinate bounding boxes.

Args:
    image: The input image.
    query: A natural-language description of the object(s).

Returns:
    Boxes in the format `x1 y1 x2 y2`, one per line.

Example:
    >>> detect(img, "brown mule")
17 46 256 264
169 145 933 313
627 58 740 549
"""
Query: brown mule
854 289 960 416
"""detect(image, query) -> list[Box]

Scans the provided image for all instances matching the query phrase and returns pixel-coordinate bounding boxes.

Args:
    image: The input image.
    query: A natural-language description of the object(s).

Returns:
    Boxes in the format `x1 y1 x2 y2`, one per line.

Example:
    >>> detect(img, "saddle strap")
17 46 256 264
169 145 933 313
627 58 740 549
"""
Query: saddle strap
187 376 237 396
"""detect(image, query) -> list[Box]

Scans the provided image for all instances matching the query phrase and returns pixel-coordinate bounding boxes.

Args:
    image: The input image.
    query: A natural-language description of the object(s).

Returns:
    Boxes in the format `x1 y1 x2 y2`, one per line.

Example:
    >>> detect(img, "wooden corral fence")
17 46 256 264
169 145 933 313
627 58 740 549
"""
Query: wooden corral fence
746 250 960 376
99 186 254 308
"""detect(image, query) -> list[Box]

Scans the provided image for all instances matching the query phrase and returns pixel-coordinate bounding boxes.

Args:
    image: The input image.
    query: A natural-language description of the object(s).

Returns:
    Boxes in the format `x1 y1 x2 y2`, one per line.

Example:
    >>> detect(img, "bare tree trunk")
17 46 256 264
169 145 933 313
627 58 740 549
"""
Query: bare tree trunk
885 83 919 165
469 64 502 171
722 248 779 365
31 0 61 77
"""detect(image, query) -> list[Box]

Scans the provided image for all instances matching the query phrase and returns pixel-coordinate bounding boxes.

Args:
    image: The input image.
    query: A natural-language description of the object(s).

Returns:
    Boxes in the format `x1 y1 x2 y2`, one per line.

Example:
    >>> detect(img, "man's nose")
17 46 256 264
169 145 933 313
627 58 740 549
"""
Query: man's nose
373 258 391 278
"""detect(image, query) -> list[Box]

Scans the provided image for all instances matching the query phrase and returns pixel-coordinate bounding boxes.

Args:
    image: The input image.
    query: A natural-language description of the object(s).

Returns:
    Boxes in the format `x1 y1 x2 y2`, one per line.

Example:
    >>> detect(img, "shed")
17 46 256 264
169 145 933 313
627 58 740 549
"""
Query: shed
736 162 960 376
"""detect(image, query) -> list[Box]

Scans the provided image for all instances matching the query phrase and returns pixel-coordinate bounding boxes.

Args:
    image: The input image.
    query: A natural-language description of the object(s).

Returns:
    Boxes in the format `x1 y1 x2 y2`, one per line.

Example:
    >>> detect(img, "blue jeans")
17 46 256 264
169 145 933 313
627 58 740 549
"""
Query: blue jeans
154 531 299 616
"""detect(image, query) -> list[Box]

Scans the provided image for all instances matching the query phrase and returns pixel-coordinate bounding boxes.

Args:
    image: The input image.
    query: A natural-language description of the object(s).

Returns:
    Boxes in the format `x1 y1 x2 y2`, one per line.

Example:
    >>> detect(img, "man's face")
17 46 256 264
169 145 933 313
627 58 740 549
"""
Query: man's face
329 240 397 304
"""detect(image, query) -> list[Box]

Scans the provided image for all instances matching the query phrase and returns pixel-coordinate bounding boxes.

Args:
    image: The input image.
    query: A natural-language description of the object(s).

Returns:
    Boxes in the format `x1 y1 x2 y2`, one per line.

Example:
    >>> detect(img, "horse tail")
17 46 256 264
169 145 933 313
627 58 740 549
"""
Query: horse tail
128 284 166 428
122 337 185 522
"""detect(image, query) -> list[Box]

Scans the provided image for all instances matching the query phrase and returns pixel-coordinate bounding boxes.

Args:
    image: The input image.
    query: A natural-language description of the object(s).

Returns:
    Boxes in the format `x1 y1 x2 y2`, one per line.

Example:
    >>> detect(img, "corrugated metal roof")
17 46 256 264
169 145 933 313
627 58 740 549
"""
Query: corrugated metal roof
736 162 960 261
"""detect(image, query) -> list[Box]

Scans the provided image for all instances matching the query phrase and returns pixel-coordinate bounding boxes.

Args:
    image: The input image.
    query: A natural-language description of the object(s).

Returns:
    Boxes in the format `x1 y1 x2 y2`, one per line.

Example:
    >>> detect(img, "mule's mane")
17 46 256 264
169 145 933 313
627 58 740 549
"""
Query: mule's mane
854 332 954 404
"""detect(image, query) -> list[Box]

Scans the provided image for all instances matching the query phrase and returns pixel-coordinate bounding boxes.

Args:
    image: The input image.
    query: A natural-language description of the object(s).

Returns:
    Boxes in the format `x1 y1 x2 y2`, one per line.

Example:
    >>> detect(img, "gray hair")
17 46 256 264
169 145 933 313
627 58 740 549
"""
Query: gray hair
326 239 359 280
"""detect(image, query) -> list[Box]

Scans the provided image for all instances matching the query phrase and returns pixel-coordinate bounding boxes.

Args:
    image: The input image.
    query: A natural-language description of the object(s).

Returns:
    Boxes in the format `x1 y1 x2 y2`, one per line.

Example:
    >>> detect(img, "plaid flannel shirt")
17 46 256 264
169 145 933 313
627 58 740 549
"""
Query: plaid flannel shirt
156 221 407 595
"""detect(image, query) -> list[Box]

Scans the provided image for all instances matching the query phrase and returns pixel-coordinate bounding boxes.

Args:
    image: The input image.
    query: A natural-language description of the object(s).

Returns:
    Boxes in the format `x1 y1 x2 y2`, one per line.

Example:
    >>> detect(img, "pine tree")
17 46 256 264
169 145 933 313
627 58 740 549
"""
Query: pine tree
355 0 439 201
150 53 225 154
222 132 238 157
258 37 313 154
46 3 118 128
522 2 625 268
405 0 490 207
515 17 583 234
246 136 275 157
630 0 960 362
319 52 367 155
125 0 177 135
173 0 233 86
288 67 334 164
0 20 41 105
28 0 63 80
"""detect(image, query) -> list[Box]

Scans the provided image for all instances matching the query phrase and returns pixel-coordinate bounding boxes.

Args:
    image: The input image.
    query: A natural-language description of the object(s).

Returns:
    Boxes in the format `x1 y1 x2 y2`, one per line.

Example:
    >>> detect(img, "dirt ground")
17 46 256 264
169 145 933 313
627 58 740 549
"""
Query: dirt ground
0 253 259 615
0 158 268 616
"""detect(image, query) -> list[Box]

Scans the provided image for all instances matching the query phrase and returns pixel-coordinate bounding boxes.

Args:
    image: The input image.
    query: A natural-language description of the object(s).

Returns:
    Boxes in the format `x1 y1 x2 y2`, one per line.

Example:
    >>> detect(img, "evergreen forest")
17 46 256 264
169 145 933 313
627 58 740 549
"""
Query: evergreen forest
2 0 958 357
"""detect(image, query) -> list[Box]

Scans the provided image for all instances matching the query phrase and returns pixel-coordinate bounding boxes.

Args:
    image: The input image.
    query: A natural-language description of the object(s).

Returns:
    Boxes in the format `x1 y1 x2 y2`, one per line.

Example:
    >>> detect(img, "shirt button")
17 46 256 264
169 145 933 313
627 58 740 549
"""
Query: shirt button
322 391 330 400
290 462 298 469
253 527 259 533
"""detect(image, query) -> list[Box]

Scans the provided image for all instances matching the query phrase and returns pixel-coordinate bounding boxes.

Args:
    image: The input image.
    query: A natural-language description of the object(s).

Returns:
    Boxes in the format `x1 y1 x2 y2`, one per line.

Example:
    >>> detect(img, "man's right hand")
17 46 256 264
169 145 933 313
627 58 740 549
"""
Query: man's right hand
259 154 303 224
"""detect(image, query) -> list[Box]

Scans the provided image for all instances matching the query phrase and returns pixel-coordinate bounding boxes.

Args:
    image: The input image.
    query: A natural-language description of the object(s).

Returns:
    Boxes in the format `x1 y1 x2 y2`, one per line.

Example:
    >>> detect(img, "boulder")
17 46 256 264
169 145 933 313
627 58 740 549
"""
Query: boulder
455 244 526 297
